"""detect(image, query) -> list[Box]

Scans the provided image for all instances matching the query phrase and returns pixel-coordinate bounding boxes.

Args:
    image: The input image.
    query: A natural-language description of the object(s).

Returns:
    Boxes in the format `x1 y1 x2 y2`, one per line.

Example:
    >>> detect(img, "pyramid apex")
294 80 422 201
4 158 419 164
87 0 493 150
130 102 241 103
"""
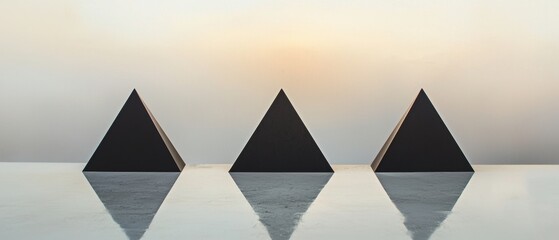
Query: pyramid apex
416 88 430 101
275 89 290 101
129 89 140 98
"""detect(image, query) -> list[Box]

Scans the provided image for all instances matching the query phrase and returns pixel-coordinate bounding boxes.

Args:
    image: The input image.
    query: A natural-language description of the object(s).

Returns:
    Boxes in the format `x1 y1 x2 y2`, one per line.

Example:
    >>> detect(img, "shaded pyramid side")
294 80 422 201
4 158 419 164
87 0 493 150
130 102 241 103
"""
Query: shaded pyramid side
231 173 332 240
230 89 333 172
84 89 185 172
372 89 473 172
84 172 180 240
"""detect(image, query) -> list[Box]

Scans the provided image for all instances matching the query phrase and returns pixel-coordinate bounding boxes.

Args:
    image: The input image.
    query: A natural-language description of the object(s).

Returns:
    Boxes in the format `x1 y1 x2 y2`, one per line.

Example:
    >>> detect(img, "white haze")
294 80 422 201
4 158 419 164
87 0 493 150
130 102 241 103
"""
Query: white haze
1 0 558 164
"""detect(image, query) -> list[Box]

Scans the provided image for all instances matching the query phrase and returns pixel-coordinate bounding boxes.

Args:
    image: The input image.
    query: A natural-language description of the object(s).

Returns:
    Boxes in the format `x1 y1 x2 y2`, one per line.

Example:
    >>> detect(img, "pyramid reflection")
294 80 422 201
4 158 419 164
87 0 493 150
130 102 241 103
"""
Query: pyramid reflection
84 172 179 240
231 173 332 240
377 172 473 240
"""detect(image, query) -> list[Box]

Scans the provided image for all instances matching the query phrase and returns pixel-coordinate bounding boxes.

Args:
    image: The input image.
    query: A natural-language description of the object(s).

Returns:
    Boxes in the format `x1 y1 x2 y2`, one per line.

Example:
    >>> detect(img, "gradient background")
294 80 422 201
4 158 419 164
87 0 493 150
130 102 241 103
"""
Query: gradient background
1 0 558 164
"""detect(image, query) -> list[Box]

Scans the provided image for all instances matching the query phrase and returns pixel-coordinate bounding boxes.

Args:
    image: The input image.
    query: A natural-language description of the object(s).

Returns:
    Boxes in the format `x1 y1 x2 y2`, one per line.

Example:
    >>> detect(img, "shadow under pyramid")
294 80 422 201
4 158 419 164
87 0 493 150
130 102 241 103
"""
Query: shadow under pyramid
84 172 180 240
372 89 474 172
377 172 473 240
83 89 185 172
230 89 333 172
231 173 332 240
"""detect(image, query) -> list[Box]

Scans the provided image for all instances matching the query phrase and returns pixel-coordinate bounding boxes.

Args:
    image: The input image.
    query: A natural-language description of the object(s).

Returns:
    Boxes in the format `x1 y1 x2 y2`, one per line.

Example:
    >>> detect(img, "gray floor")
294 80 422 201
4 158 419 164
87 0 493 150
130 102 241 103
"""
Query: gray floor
0 164 558 239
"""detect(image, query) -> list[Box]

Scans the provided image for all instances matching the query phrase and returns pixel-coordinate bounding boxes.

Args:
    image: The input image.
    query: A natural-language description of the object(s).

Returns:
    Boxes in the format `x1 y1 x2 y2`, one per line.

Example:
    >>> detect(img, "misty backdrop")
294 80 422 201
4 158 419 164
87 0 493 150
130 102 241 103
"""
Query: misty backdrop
1 0 558 164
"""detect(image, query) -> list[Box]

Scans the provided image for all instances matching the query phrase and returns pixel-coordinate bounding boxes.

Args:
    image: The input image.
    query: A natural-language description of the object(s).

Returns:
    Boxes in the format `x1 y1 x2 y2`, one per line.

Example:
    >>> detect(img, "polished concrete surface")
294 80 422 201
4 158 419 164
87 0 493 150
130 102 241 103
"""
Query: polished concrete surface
0 164 558 239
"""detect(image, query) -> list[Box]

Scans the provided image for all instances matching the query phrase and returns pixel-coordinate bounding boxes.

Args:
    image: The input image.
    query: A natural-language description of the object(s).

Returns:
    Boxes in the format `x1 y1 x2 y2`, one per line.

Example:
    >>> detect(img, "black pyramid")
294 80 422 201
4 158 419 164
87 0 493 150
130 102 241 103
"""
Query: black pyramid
372 89 474 172
83 89 185 172
230 89 333 172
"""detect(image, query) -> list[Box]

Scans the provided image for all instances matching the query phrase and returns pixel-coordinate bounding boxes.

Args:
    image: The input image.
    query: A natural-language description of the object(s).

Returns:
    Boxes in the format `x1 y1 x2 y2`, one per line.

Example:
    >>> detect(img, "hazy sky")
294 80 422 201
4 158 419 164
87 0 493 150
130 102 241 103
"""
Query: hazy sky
1 0 558 164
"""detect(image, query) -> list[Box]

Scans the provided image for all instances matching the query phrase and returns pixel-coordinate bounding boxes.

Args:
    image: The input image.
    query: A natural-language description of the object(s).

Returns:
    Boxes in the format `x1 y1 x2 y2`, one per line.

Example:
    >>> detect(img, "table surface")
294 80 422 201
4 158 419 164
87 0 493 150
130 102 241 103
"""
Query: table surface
0 163 557 240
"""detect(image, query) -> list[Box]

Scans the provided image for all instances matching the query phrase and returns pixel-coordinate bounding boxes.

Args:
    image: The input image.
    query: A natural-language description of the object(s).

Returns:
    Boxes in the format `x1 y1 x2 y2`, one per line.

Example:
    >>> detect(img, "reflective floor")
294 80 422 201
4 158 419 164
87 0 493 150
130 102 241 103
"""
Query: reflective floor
0 164 558 240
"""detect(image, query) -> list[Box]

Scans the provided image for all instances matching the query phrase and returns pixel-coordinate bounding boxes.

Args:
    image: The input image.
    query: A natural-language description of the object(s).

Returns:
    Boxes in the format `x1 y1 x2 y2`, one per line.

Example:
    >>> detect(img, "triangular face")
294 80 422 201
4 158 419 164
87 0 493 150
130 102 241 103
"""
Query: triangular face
372 89 474 172
230 90 333 172
84 90 185 172
230 173 332 240
377 172 473 240
84 172 180 240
